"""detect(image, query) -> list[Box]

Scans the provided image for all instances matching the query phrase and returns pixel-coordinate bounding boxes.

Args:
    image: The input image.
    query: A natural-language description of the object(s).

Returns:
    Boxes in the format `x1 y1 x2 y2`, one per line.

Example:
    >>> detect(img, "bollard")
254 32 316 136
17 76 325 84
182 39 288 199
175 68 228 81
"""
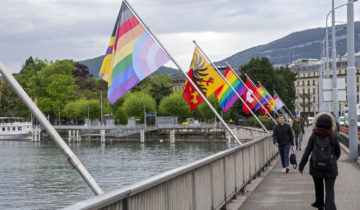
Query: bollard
140 129 145 143
226 130 232 144
37 128 41 141
170 129 175 143
101 130 105 143
72 130 76 142
68 130 72 142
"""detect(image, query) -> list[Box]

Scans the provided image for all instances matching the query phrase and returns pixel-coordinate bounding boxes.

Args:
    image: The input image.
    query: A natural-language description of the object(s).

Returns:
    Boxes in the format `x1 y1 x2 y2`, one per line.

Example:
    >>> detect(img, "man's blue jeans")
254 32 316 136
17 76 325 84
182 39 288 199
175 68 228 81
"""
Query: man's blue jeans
279 144 290 168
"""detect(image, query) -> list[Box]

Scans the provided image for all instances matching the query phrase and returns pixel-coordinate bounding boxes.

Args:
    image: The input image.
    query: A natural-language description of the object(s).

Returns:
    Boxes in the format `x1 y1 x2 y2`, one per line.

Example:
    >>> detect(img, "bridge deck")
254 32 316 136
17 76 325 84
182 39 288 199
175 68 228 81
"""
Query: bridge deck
238 127 360 210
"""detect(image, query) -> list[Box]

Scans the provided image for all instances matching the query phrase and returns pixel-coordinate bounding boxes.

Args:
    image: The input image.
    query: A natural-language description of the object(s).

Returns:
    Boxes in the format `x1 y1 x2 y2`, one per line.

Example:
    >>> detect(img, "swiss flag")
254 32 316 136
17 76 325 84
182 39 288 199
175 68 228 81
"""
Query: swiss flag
242 78 259 114
182 69 204 112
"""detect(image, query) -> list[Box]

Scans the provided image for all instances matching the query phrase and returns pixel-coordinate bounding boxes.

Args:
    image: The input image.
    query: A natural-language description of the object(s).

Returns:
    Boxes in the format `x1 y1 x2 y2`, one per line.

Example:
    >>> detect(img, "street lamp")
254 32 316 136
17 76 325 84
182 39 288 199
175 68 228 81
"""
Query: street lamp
325 0 358 122
346 0 358 160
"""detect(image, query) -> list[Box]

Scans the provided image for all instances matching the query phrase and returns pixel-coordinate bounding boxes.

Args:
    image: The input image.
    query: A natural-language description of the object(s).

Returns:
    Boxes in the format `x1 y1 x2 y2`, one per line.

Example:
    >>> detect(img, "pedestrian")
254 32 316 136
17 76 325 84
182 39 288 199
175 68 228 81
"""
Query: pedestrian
273 114 294 173
299 112 341 210
292 115 305 151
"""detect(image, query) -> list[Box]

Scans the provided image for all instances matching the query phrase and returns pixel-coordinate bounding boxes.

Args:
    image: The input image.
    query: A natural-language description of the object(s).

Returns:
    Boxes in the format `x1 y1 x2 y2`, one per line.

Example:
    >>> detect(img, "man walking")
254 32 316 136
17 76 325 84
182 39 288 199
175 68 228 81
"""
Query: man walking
273 114 294 173
292 115 305 151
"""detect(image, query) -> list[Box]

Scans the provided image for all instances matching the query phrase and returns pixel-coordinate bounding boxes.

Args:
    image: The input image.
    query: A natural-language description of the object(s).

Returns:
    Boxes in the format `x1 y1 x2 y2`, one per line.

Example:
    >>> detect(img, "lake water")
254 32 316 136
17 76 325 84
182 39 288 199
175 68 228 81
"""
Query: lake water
0 140 231 209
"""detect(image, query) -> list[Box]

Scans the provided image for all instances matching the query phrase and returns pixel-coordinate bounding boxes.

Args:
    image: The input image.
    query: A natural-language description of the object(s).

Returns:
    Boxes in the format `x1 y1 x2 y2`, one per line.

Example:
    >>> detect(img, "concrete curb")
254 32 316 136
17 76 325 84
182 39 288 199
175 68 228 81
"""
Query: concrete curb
339 141 360 165
226 154 280 210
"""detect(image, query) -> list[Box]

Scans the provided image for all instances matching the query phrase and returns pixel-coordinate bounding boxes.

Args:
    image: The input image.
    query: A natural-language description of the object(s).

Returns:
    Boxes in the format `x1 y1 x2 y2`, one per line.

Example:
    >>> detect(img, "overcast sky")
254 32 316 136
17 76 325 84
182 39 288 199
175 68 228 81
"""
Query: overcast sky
0 0 359 73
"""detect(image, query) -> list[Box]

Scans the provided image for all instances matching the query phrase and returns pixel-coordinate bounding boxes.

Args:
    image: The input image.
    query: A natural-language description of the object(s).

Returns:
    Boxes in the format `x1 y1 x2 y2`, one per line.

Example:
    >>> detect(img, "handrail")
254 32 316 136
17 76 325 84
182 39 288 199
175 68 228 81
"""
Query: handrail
64 134 274 210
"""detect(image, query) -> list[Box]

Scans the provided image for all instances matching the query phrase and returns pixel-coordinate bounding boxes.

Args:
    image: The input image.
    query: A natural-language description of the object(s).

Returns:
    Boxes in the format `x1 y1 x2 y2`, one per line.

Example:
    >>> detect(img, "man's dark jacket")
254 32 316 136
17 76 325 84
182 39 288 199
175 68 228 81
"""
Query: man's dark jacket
272 123 294 146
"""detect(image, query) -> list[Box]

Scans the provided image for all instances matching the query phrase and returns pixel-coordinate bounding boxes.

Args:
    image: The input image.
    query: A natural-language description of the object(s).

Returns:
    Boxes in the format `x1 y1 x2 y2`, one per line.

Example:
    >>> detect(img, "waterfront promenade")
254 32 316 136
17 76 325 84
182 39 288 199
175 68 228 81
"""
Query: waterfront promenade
234 126 360 210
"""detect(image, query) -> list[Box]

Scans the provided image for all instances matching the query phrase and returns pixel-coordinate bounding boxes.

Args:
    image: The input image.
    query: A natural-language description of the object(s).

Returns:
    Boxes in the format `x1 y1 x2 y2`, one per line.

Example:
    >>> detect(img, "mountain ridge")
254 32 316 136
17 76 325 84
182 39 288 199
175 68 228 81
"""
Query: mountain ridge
79 22 360 75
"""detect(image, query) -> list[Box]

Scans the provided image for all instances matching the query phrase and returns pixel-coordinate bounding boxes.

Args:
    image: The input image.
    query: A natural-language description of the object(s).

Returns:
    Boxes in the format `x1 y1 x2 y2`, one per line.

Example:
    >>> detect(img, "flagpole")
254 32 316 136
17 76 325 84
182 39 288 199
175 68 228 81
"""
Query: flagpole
0 62 104 195
226 63 277 124
123 0 243 144
193 41 269 133
257 80 291 120
264 87 294 121
273 89 296 120
244 73 279 116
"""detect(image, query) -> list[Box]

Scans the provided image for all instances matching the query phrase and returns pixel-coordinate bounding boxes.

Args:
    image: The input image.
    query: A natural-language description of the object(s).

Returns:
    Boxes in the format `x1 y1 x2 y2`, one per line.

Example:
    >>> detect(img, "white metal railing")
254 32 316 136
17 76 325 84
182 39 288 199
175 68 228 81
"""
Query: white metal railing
63 135 277 210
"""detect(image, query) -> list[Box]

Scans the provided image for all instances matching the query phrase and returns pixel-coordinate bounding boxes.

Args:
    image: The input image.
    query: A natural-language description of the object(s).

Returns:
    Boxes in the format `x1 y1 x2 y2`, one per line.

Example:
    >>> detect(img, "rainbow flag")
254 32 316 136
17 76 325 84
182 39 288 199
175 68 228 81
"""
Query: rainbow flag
255 85 274 111
99 2 170 104
215 67 246 112
273 93 285 111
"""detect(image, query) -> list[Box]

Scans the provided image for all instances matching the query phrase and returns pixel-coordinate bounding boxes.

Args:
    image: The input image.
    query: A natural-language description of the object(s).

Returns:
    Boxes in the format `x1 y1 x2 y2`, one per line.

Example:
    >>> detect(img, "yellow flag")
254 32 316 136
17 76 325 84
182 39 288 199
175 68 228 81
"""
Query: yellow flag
189 47 224 97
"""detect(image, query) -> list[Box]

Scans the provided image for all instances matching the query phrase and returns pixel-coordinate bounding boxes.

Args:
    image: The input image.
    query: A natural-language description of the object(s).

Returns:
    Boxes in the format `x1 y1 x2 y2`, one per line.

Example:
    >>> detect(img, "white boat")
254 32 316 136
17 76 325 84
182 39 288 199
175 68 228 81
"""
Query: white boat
0 117 32 140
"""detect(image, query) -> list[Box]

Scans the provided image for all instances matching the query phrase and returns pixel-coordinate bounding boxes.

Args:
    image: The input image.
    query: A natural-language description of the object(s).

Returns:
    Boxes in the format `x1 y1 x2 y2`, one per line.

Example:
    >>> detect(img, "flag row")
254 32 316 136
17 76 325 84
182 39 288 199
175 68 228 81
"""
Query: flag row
98 0 285 117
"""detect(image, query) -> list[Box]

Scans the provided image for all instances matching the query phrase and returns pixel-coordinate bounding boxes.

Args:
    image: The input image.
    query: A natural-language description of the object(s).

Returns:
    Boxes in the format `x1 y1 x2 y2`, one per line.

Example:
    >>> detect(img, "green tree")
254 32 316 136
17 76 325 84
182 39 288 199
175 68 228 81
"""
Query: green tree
122 92 156 122
239 57 296 116
114 107 128 125
198 94 221 122
159 90 190 121
274 66 297 112
148 72 173 106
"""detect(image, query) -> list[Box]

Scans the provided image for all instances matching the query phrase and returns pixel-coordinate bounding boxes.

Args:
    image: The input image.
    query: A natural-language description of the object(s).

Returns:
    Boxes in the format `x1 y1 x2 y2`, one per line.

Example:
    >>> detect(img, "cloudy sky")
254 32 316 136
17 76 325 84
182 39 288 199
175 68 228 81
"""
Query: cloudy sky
0 0 359 73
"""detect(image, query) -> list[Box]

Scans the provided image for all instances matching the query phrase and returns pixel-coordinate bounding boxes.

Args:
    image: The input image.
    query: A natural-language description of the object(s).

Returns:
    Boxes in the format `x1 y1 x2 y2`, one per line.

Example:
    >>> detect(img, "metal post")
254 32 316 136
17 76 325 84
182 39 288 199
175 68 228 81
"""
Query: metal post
100 91 103 125
244 74 279 116
124 0 243 144
331 0 339 122
226 63 277 124
254 79 288 119
326 14 330 77
273 90 296 120
193 41 269 133
319 54 325 112
245 74 279 116
144 105 147 130
347 0 358 160
0 62 104 195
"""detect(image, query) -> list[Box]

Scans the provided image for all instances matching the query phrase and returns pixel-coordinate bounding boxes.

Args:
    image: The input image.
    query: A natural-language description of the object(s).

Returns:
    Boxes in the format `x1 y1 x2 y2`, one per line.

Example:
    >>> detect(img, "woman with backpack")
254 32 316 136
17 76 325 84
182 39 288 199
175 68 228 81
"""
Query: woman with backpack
299 112 341 210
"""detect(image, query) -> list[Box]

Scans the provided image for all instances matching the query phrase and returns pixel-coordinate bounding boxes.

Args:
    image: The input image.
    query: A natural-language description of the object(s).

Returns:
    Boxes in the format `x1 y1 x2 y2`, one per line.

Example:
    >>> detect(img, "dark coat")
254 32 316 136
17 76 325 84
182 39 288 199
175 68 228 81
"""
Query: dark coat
272 123 294 146
298 112 341 178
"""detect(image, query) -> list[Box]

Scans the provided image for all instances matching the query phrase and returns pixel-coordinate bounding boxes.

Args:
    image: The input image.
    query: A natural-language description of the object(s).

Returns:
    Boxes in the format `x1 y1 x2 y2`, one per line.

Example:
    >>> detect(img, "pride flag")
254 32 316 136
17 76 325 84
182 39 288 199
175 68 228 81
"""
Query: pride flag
254 85 273 111
215 67 246 112
99 2 170 104
273 93 285 111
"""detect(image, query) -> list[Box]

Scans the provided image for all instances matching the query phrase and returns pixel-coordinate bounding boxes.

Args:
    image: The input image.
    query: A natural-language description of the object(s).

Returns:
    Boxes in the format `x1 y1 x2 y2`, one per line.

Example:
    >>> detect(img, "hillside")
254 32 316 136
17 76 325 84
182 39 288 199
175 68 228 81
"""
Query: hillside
78 55 178 78
215 21 360 68
79 22 360 73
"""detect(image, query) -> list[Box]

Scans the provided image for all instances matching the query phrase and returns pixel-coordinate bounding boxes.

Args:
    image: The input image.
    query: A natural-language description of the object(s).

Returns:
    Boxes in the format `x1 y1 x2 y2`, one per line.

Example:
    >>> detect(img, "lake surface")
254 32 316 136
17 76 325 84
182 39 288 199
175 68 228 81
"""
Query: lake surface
0 140 231 209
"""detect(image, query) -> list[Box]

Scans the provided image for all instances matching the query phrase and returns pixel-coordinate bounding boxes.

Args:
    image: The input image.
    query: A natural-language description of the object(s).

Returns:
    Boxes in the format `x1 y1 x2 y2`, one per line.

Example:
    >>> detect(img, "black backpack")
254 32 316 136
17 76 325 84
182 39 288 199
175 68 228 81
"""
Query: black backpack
311 136 334 171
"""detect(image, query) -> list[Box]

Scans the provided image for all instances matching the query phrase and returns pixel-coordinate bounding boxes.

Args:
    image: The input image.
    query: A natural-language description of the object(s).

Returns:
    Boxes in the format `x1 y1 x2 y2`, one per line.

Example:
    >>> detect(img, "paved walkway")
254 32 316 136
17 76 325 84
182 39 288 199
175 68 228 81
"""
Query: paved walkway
239 126 360 210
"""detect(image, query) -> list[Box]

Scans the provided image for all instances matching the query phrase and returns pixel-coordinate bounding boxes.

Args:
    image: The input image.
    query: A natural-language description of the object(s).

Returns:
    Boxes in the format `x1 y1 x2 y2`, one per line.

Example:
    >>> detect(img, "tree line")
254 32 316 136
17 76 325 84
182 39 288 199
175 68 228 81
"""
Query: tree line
0 56 297 126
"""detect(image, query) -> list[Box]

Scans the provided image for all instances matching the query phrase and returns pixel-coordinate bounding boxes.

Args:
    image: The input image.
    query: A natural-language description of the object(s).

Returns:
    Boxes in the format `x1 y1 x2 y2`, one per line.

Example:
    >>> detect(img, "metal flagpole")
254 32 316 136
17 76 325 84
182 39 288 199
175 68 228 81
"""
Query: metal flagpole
273 89 296 120
123 0 243 144
226 63 277 125
256 80 289 119
244 73 279 116
193 41 269 133
0 62 104 195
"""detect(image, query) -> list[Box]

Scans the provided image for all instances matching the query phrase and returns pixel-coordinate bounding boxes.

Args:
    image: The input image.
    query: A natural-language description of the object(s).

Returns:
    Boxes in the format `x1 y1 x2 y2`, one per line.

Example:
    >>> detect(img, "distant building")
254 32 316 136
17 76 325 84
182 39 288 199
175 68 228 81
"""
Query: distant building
290 52 360 116
170 73 186 92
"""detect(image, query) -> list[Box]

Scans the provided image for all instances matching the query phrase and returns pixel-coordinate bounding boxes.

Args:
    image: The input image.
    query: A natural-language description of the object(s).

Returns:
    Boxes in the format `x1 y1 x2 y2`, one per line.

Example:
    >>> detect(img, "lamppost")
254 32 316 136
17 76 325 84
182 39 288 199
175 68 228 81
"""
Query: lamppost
346 0 358 160
325 0 358 122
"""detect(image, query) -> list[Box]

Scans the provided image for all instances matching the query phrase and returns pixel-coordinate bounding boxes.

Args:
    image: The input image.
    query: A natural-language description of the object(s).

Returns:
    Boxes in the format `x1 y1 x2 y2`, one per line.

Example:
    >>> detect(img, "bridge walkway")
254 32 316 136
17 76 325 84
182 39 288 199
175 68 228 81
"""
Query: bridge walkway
237 126 360 210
